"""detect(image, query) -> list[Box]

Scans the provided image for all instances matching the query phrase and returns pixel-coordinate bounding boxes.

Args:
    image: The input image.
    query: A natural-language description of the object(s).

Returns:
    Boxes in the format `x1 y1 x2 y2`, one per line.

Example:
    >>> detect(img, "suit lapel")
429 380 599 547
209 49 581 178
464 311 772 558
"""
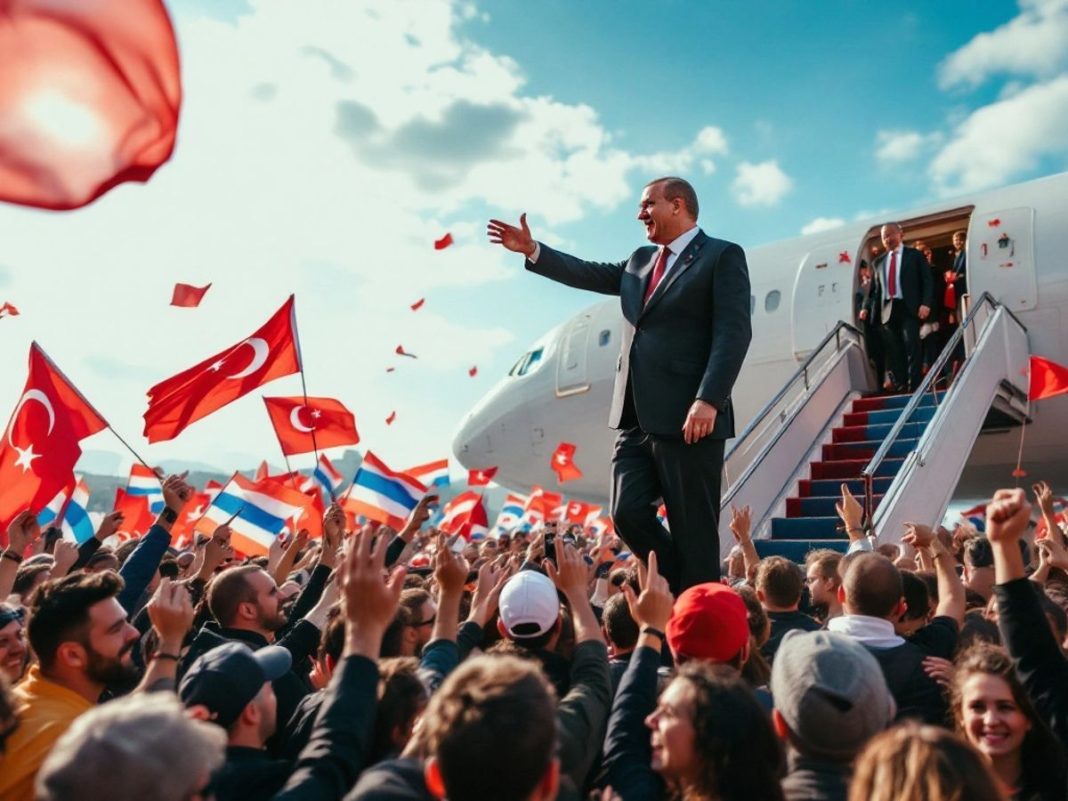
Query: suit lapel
641 231 707 317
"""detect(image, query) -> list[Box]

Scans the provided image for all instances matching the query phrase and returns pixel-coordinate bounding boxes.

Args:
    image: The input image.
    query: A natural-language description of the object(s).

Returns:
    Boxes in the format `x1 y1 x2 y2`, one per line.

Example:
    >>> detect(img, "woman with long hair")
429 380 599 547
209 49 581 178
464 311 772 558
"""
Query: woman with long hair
951 643 1066 801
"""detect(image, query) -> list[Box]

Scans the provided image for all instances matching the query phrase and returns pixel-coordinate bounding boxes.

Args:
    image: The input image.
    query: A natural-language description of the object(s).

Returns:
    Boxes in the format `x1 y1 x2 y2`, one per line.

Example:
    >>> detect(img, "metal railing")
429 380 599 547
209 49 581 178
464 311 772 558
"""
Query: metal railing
724 322 865 498
859 292 1027 527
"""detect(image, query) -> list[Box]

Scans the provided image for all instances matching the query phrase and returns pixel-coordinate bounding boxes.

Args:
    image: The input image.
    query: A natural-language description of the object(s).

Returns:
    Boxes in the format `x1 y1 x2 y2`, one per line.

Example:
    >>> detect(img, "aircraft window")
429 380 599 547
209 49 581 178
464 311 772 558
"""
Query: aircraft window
598 329 611 347
508 354 527 377
517 347 544 376
765 290 781 313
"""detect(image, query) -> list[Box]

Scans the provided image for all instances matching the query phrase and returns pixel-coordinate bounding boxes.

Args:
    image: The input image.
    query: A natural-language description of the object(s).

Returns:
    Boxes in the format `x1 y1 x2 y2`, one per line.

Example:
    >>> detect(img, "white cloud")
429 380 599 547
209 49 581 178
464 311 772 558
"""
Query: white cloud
731 160 792 207
874 129 941 164
929 74 1068 194
800 217 846 236
629 125 729 178
938 0 1068 90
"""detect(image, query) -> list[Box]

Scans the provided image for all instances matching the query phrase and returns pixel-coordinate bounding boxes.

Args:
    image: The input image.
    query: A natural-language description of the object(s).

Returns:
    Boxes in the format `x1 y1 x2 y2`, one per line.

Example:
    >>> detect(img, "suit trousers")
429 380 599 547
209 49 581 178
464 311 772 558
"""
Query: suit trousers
881 300 922 391
610 426 725 593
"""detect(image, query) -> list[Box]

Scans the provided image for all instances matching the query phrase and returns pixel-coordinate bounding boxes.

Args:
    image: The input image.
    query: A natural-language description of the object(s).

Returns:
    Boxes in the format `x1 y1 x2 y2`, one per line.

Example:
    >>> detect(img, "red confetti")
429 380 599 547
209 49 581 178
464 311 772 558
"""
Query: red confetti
468 366 478 377
0 302 19 318
395 345 417 359
410 298 425 311
385 367 395 373
838 251 851 264
988 218 1001 227
434 233 454 250
385 411 396 425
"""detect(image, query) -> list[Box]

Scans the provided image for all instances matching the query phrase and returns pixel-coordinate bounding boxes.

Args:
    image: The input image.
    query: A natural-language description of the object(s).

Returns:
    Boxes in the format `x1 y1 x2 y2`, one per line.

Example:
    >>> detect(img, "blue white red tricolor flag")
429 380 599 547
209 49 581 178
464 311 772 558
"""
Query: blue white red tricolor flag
405 458 450 488
493 492 527 534
61 476 95 544
126 463 164 513
195 473 309 556
36 483 73 528
311 453 345 499
345 452 427 531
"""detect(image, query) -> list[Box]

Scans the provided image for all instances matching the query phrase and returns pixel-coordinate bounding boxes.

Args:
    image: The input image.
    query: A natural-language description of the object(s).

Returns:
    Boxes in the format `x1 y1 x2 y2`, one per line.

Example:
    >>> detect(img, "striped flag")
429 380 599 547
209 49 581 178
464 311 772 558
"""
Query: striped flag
195 473 309 556
405 458 450 488
126 463 164 513
37 484 73 528
584 506 604 526
441 491 488 540
493 492 527 534
345 452 427 531
523 486 562 526
588 517 615 539
61 477 95 544
312 453 345 499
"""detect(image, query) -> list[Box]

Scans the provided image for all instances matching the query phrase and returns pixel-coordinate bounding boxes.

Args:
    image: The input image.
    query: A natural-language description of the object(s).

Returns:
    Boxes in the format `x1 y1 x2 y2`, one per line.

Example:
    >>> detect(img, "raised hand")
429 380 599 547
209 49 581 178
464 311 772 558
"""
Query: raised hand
1037 534 1068 571
468 557 513 626
339 526 407 658
433 536 470 597
147 578 195 648
836 483 864 536
902 522 935 550
543 540 589 604
95 510 124 542
323 502 345 542
1032 480 1056 520
487 213 536 257
6 510 40 556
161 472 192 512
986 489 1031 544
922 656 955 690
51 539 80 577
622 551 674 632
729 504 752 543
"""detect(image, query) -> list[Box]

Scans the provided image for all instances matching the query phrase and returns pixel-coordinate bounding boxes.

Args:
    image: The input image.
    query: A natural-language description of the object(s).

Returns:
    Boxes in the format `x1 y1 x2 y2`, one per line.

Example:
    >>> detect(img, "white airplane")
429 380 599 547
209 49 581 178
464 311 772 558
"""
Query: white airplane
453 172 1068 518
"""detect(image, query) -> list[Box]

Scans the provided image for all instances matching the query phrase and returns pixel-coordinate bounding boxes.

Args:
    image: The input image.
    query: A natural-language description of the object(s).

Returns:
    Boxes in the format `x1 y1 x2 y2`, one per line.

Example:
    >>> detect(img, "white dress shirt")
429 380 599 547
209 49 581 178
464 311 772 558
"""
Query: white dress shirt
883 244 904 301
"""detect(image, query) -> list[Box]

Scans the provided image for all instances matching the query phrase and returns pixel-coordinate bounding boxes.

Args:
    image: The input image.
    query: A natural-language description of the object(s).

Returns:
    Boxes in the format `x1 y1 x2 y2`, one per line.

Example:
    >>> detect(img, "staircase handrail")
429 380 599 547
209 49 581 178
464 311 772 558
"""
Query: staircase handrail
859 292 1027 527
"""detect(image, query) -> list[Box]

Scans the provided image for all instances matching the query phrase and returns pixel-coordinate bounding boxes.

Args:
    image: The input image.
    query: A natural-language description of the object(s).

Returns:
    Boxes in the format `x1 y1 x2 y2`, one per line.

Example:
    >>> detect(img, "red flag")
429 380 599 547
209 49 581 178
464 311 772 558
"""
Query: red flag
395 345 417 359
551 442 583 483
291 485 325 538
410 298 425 311
838 251 851 264
171 283 211 308
0 0 181 211
255 460 269 481
434 233 454 250
170 490 212 546
468 466 498 486
143 296 301 443
1028 356 1068 401
441 491 488 540
565 499 591 524
0 344 107 534
0 302 18 318
112 488 155 539
385 411 396 425
263 396 359 456
524 486 562 523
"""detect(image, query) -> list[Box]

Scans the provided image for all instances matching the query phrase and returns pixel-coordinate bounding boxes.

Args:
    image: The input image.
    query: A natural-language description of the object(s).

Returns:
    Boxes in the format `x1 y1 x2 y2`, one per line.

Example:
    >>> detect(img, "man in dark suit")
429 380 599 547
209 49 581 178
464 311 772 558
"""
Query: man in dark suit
860 222 933 392
487 177 752 591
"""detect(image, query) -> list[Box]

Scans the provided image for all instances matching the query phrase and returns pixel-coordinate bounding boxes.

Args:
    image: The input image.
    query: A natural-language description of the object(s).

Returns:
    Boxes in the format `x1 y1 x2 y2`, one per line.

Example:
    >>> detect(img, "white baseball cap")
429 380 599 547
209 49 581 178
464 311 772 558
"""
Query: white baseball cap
499 570 560 639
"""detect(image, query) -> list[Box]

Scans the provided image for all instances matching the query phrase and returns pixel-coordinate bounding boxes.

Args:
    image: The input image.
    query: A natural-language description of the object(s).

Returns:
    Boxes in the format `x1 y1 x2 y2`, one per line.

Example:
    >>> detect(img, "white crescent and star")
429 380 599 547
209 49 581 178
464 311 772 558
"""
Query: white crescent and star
6 389 56 473
227 338 270 379
290 405 316 433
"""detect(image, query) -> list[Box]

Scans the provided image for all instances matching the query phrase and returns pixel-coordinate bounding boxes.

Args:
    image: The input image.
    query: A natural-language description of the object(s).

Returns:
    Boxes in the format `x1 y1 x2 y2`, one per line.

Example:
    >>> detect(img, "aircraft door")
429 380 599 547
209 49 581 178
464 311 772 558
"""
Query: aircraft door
790 242 859 360
556 311 592 396
969 208 1036 313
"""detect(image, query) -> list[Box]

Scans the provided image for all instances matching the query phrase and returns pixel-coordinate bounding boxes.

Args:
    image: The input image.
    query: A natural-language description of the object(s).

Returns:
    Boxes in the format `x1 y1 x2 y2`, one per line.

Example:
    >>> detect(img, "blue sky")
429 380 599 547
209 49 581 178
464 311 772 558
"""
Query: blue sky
1 0 1065 482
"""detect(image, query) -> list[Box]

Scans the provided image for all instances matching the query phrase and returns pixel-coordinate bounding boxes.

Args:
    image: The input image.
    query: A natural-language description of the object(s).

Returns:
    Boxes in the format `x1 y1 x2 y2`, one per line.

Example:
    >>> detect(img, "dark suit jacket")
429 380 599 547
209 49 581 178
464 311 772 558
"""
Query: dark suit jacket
863 246 934 321
527 230 752 439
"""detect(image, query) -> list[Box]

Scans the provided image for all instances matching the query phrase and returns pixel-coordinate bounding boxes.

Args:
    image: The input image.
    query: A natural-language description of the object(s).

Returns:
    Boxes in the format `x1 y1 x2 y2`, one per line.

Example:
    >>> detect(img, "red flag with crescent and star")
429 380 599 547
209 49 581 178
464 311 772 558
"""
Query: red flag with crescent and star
550 442 583 483
0 343 107 533
263 396 360 456
143 296 301 443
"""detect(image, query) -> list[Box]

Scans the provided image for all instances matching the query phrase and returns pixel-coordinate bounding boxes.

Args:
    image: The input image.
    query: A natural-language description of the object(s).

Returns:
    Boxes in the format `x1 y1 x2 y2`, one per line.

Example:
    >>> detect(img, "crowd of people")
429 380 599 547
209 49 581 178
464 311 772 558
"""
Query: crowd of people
0 469 1066 801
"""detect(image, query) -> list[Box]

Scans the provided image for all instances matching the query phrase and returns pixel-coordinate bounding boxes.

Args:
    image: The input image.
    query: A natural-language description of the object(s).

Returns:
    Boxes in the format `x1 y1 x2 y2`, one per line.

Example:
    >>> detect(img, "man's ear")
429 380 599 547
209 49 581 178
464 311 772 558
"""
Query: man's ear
496 618 510 639
837 584 846 605
424 756 446 800
895 598 908 620
536 757 560 801
771 709 790 740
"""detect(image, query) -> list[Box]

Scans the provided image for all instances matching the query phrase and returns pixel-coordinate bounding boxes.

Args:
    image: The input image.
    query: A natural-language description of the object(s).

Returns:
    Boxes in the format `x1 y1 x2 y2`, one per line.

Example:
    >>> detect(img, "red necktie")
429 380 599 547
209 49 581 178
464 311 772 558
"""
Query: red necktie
644 246 670 305
887 250 898 298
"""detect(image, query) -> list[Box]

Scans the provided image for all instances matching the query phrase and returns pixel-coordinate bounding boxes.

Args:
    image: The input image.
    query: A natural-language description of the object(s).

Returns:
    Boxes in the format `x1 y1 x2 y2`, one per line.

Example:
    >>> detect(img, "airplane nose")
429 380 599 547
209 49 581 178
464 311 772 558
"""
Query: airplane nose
452 381 532 476
452 410 495 463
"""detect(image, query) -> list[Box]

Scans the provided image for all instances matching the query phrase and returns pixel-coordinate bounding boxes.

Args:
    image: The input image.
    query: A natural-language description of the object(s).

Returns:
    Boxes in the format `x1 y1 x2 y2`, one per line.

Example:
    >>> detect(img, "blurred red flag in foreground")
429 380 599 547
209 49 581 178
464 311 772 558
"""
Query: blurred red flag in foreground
0 0 181 210
1029 355 1068 402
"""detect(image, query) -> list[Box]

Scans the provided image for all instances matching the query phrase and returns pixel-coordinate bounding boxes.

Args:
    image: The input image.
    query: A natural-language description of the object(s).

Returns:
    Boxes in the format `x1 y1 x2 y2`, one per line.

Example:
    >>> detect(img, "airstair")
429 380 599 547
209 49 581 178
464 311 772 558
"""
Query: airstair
718 293 1031 564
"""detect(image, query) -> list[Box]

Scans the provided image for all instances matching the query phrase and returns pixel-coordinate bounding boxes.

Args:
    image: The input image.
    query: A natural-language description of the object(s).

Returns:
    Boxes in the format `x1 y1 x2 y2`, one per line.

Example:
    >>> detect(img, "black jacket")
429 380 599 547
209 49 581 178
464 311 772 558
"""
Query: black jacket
527 231 752 438
863 246 934 321
601 645 665 800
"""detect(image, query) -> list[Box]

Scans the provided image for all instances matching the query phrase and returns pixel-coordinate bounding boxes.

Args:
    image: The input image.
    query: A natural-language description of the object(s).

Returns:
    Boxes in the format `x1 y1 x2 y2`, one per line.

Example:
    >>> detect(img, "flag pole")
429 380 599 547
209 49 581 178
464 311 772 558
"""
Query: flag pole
289 295 322 471
33 342 155 472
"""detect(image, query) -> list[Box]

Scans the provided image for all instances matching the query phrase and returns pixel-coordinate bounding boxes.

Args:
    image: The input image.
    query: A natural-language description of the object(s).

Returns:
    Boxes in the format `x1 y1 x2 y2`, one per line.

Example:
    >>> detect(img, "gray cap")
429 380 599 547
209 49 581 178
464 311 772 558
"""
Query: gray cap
770 630 894 759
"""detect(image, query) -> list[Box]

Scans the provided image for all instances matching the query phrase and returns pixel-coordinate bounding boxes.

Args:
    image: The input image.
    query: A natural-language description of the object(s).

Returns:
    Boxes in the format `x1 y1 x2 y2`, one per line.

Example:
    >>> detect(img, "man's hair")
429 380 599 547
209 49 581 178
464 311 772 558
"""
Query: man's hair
27 572 125 671
206 565 263 627
400 588 432 619
963 536 994 569
425 655 557 801
755 557 804 608
603 593 639 652
900 572 930 622
842 554 903 619
647 176 699 219
371 657 428 763
317 606 346 664
380 604 414 658
804 549 843 582
113 539 140 566
881 221 903 233
12 562 52 598
954 230 966 239
36 692 226 801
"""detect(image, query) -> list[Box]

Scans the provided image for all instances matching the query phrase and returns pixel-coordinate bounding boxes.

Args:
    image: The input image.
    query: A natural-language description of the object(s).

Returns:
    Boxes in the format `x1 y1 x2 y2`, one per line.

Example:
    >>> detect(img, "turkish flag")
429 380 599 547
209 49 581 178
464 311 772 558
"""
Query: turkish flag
550 442 583 483
0 0 181 211
290 485 325 538
170 490 212 547
441 491 488 540
263 396 360 456
112 488 155 539
171 283 211 308
143 296 301 443
524 486 562 522
468 466 498 487
565 499 590 524
1029 356 1068 401
0 344 107 534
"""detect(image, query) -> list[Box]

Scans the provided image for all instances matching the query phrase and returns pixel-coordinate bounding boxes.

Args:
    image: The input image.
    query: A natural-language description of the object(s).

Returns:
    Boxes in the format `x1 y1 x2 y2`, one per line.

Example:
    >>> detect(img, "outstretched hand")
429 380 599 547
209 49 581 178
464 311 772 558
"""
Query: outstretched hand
487 213 536 257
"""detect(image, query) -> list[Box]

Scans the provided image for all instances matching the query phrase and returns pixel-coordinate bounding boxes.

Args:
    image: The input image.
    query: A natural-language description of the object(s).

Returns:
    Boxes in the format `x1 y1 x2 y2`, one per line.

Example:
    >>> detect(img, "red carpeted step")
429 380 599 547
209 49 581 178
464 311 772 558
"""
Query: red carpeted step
822 443 876 461
810 459 868 480
786 494 884 517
